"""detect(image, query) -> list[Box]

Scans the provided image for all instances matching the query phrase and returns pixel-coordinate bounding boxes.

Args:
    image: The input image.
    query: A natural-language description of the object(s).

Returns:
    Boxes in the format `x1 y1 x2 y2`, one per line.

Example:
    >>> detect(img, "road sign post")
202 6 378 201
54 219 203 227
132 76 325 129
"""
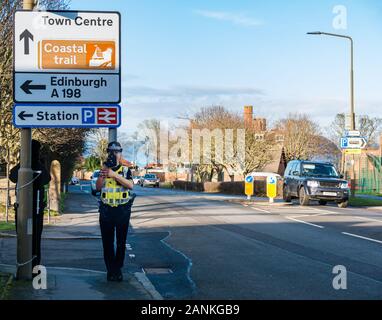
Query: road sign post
266 175 277 204
340 132 367 198
13 8 122 280
15 0 34 281
245 176 254 200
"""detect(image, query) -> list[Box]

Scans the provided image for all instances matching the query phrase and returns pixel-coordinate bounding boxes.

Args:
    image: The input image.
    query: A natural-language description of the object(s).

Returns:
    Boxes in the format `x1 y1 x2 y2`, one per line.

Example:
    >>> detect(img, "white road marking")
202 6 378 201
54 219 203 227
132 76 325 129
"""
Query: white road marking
342 232 382 245
290 212 337 219
352 216 382 223
285 216 324 229
251 207 271 214
311 208 339 215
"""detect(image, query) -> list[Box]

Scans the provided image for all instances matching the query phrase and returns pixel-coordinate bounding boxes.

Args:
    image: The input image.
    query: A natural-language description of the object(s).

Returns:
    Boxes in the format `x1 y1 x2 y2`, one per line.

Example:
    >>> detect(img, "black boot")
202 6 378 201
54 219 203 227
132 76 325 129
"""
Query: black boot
107 272 116 281
115 269 123 282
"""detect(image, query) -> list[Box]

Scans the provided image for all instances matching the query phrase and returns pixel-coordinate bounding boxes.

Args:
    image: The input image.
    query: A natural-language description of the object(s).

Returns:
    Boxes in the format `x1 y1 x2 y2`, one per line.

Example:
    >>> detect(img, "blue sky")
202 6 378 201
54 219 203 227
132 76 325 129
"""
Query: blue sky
69 0 382 136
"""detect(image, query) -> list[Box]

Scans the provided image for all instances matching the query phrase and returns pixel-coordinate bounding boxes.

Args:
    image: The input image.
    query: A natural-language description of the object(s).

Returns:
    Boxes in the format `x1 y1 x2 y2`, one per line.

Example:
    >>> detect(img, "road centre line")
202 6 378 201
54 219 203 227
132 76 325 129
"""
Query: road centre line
342 232 382 245
285 216 324 229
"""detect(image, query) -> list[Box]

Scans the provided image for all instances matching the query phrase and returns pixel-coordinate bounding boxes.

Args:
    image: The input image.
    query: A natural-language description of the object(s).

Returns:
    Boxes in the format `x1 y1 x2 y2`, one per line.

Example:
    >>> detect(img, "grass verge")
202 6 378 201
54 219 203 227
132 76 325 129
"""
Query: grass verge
349 197 382 207
0 273 13 300
0 221 15 231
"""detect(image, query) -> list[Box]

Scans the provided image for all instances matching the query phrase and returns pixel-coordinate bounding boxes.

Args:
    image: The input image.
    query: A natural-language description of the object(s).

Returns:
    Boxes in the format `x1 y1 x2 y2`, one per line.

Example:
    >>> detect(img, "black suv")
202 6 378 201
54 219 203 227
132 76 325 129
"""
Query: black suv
283 160 349 208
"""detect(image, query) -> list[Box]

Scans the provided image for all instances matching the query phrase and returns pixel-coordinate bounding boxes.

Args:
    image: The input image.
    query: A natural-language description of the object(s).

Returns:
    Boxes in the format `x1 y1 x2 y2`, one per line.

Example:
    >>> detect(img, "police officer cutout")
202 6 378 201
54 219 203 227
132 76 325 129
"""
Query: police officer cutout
96 142 135 282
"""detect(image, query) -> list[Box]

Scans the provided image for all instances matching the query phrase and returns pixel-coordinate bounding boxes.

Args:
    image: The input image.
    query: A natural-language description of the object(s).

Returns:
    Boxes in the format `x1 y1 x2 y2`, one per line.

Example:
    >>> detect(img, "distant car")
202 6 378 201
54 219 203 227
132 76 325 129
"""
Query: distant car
141 174 160 188
283 160 349 208
133 176 143 185
90 170 101 196
70 177 79 185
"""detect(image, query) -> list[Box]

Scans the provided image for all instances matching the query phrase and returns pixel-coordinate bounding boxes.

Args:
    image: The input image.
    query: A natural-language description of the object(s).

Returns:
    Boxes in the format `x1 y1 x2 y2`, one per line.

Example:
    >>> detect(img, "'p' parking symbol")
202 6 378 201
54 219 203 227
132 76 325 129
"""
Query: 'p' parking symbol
82 108 95 124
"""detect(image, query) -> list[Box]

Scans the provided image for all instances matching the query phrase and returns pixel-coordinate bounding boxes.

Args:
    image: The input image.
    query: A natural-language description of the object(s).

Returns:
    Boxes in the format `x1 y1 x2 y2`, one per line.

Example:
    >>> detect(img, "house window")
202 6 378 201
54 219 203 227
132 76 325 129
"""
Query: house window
255 134 265 140
276 135 284 142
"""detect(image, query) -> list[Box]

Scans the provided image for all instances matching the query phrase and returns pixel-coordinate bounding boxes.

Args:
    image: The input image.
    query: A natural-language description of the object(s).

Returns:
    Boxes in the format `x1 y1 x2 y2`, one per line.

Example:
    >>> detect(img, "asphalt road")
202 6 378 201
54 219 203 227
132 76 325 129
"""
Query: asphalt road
126 184 382 300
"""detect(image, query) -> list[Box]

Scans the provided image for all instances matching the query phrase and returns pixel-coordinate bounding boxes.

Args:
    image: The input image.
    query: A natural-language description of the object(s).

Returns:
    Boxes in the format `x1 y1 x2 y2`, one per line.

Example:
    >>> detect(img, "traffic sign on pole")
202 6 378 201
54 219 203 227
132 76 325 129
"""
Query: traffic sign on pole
266 175 277 203
13 10 121 104
245 175 254 199
344 130 361 137
13 104 121 128
340 137 367 149
344 149 362 155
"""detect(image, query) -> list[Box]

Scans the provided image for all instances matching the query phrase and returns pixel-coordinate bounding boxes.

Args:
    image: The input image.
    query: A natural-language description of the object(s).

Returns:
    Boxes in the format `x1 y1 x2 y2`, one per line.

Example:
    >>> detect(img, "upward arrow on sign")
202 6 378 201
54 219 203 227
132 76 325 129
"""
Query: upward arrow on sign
19 29 34 55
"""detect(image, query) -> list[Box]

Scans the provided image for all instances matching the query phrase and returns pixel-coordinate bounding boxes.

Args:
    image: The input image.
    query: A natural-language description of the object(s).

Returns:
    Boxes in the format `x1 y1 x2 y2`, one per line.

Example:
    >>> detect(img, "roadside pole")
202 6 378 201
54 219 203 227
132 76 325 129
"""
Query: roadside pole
16 0 35 280
109 128 117 143
5 147 10 223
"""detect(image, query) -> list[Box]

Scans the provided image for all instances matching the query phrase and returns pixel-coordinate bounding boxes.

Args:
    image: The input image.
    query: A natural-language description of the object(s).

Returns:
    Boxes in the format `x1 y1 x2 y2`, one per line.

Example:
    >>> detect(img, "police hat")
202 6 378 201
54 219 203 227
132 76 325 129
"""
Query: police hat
107 141 123 153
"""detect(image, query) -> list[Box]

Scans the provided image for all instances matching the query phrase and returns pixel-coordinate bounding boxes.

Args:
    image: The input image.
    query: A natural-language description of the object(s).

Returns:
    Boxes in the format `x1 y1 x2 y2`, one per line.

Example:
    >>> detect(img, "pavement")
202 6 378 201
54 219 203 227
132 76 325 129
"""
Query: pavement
0 183 162 300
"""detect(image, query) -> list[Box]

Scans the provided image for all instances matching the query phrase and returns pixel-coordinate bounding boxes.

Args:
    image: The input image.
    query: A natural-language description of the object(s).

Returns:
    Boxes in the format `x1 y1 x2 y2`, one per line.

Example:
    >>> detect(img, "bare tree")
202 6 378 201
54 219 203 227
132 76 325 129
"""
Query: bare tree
328 113 382 147
0 0 86 188
275 113 320 162
86 128 109 165
187 106 275 181
137 119 161 165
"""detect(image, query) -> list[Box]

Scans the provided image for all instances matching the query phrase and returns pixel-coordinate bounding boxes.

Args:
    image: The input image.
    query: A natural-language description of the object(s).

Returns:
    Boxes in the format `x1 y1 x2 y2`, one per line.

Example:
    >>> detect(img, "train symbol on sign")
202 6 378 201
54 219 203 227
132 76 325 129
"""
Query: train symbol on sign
82 107 118 125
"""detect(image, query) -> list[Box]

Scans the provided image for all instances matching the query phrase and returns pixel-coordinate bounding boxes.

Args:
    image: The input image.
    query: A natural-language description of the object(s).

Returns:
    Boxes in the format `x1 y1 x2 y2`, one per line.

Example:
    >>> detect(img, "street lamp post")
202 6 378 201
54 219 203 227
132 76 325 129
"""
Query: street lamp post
307 31 356 194
307 32 355 131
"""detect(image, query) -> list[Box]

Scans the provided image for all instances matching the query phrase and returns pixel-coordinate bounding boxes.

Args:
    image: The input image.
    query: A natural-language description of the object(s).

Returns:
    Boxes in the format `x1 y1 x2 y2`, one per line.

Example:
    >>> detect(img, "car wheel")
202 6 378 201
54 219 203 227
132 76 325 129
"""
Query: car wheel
319 200 327 206
299 187 310 206
338 200 348 208
283 185 292 203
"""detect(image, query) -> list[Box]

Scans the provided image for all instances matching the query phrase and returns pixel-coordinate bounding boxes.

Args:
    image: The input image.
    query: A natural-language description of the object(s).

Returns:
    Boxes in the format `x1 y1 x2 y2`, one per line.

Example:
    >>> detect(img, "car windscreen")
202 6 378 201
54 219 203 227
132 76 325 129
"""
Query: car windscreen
145 174 156 179
302 163 339 178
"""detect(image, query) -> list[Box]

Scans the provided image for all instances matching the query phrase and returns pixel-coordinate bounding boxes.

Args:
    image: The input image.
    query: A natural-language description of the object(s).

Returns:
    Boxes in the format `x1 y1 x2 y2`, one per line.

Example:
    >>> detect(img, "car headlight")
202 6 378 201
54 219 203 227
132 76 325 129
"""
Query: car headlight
340 182 349 189
307 180 320 188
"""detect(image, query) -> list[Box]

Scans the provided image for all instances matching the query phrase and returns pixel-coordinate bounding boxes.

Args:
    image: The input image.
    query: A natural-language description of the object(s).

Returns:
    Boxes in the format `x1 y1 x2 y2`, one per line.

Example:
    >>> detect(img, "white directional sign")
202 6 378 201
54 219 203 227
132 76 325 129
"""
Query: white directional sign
345 130 361 137
13 104 121 128
340 137 367 150
13 10 120 104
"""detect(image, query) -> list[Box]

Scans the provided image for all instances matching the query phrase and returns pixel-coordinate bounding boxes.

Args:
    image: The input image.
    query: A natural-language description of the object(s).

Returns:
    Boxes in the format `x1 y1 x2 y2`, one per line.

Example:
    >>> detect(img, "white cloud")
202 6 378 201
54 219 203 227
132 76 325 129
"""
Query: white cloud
194 9 263 27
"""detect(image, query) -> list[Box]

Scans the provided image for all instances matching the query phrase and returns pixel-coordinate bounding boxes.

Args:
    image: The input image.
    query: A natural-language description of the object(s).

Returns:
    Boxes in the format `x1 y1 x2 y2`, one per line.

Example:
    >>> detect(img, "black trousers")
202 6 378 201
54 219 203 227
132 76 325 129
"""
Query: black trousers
99 203 132 274
15 208 44 269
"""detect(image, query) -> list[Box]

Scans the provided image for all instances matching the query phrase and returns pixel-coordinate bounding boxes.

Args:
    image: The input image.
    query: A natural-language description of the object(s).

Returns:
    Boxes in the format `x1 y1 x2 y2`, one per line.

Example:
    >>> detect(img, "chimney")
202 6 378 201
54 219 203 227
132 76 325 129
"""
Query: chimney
244 106 253 128
253 118 267 132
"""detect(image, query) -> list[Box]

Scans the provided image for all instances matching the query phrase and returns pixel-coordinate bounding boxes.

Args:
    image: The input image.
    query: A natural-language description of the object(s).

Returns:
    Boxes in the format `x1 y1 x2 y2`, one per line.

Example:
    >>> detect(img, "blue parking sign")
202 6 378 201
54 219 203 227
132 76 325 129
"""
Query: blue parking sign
341 138 348 149
82 108 95 124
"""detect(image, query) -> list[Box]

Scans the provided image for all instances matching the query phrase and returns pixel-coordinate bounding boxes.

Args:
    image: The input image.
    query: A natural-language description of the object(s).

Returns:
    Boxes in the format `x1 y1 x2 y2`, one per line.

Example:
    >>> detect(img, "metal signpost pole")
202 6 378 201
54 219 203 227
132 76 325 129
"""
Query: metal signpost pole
16 0 35 280
307 31 356 195
109 128 117 143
